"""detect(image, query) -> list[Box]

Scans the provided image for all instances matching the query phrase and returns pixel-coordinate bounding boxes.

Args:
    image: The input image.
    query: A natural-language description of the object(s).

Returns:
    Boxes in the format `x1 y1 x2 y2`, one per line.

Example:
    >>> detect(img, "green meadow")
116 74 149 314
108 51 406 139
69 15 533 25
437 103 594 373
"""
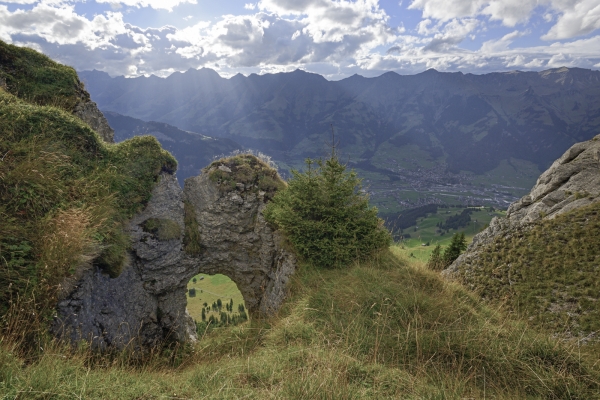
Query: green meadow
186 274 247 322
393 207 505 262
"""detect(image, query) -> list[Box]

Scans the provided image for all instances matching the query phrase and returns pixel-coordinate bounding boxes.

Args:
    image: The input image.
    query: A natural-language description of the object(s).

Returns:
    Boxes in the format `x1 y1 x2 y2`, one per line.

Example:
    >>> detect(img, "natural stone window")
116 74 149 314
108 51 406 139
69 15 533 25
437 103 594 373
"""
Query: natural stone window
54 155 296 349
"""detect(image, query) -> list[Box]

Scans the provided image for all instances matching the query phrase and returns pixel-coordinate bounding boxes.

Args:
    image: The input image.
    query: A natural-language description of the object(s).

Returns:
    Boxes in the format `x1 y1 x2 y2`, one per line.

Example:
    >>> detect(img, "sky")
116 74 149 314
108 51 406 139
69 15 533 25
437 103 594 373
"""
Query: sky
1 0 599 79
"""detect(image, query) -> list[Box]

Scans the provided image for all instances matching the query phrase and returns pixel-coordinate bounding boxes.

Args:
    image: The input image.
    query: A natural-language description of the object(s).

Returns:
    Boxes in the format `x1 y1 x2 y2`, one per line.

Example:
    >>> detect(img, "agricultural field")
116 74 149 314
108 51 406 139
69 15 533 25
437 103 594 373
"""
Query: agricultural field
393 207 506 262
186 274 247 323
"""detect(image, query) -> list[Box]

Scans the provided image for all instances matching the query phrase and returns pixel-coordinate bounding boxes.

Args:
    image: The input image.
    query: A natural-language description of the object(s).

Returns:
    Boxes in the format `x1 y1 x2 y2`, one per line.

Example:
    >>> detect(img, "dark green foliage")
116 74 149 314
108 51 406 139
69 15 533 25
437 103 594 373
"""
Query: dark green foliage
382 204 438 233
440 208 473 231
264 156 391 268
459 201 600 335
188 288 196 297
0 40 83 111
442 232 467 266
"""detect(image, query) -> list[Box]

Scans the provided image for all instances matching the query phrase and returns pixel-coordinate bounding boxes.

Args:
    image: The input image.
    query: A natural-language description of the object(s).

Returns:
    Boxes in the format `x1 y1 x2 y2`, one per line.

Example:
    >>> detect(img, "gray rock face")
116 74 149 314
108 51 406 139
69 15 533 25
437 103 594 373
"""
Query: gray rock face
73 99 115 143
54 159 296 348
444 134 600 277
53 173 196 348
183 173 296 316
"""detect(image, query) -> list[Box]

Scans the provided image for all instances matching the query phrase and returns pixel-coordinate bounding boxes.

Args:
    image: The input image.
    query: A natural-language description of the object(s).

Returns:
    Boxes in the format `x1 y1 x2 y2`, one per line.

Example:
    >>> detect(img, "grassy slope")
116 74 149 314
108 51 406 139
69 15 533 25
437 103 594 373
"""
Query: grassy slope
458 201 600 338
2 248 599 399
0 40 83 111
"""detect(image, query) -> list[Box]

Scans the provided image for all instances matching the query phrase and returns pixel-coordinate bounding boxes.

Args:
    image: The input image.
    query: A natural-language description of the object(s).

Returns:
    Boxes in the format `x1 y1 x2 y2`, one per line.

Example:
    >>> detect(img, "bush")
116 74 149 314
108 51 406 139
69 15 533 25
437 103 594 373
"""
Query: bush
264 155 391 268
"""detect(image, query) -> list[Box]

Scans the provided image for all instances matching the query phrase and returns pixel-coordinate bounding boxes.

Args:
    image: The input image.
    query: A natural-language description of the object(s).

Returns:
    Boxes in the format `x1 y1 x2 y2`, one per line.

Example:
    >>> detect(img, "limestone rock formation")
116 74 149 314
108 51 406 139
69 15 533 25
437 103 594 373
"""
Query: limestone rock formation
183 172 296 316
54 155 296 348
444 134 600 277
73 99 115 143
53 173 196 348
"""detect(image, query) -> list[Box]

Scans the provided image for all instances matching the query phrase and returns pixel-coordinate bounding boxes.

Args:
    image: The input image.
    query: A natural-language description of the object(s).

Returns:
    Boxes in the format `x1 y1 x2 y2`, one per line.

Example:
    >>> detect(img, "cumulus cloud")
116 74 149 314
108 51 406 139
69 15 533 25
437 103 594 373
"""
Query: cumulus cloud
0 0 598 79
542 0 600 40
409 0 600 39
0 4 127 47
95 0 197 12
422 18 479 52
480 30 526 53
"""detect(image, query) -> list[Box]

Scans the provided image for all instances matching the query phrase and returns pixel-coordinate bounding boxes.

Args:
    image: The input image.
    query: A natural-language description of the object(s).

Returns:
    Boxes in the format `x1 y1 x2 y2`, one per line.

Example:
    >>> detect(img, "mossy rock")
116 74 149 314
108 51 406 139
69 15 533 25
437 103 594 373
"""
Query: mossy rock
142 218 181 241
183 201 203 256
204 154 285 199
0 89 176 320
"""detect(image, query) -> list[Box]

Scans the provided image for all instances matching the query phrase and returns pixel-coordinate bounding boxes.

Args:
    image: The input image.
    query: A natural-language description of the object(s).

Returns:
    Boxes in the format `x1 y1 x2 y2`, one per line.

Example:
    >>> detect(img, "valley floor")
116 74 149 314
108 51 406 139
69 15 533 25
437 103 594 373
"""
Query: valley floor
1 247 599 399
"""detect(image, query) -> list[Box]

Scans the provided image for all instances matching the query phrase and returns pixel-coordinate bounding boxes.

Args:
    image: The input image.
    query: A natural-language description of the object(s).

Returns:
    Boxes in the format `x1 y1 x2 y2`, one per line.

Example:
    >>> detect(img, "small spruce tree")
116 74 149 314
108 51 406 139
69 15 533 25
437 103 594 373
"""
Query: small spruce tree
442 232 467 267
264 151 391 268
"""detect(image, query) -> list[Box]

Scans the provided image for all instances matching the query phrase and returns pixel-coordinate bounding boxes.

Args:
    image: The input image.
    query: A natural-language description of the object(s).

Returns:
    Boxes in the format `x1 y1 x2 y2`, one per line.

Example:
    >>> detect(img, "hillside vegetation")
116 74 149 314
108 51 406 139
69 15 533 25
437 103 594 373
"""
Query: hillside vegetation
457 201 600 338
2 249 599 398
0 45 176 338
0 40 84 111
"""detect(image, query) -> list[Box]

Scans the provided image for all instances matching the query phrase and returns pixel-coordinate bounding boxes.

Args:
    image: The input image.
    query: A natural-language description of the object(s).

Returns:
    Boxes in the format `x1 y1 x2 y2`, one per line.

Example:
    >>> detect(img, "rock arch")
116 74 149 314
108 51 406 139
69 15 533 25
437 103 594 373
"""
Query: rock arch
53 157 296 348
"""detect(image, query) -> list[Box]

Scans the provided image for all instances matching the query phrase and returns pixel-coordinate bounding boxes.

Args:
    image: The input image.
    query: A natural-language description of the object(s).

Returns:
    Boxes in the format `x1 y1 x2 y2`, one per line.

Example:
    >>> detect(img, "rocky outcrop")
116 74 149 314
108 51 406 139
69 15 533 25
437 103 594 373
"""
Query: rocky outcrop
54 156 296 348
183 172 296 316
73 99 115 143
53 173 196 348
444 134 600 277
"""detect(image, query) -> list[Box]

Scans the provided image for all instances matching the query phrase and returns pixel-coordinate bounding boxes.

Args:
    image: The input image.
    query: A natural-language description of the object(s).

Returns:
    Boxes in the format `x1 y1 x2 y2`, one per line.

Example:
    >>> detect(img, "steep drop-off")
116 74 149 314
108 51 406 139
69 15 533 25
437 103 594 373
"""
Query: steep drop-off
0 40 114 142
104 111 242 185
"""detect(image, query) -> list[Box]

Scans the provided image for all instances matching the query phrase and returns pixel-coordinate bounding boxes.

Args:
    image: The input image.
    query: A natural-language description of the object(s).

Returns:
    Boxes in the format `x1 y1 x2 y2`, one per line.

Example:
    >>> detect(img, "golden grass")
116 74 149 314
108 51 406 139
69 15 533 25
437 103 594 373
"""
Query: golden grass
3 248 598 399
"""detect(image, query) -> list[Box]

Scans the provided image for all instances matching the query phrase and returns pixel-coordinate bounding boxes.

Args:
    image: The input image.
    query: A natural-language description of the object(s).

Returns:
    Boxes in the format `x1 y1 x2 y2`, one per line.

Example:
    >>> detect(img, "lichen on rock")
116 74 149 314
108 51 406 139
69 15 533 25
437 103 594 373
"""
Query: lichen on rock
204 153 285 199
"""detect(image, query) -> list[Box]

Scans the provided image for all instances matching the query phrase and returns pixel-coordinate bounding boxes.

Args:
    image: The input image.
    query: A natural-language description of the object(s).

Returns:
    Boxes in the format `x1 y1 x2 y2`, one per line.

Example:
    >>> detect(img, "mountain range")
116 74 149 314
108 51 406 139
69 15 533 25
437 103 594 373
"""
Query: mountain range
80 67 600 213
